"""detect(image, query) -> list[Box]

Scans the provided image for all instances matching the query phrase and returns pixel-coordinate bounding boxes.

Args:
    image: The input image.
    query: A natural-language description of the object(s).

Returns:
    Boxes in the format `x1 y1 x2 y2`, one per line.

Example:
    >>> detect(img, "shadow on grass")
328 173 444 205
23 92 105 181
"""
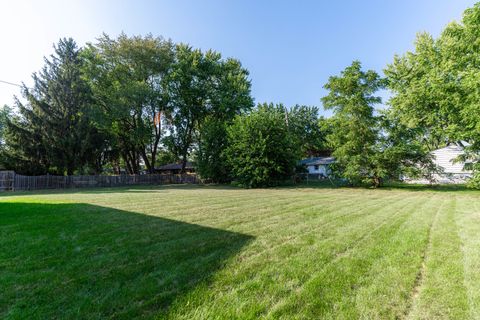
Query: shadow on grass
0 202 253 319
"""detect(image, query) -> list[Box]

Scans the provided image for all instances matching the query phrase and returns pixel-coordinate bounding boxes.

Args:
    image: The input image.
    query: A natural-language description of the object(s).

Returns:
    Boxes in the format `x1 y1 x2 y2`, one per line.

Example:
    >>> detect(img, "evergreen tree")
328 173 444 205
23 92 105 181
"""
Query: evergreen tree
3 38 104 175
323 61 433 187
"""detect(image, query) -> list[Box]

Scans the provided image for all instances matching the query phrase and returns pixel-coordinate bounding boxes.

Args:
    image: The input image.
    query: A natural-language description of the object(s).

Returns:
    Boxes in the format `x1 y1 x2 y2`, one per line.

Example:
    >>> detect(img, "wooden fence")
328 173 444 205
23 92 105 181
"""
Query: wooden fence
0 171 200 192
0 171 15 191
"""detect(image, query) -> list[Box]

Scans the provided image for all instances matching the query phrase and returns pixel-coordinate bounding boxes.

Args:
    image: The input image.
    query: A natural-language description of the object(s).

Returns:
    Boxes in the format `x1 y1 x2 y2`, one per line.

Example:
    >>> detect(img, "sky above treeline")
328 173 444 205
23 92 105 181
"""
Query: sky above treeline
0 0 477 114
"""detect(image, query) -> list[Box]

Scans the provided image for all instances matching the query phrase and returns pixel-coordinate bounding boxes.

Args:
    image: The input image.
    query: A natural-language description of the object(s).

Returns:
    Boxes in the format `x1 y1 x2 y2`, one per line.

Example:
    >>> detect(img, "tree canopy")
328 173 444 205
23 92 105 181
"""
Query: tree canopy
322 61 384 186
323 61 433 187
225 104 299 187
163 44 253 172
385 3 480 187
3 3 480 189
83 33 175 174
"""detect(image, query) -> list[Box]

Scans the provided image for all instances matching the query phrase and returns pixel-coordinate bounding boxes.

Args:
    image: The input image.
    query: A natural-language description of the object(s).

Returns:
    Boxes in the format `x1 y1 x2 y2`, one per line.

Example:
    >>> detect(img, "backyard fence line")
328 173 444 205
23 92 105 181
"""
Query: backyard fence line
296 173 328 182
0 171 200 192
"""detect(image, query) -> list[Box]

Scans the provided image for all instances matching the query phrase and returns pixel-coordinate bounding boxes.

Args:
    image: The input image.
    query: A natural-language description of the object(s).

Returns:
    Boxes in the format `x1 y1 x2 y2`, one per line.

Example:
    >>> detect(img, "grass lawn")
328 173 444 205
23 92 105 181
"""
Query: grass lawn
1 184 479 319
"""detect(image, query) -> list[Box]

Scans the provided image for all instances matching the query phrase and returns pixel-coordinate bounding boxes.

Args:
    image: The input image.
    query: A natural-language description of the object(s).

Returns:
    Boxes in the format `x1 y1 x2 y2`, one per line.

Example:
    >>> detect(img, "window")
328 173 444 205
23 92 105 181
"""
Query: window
314 165 319 170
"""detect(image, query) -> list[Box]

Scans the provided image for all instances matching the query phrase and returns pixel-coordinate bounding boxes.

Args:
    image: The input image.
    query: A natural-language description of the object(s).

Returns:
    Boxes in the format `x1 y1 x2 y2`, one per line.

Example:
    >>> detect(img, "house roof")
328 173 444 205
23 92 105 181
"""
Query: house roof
299 157 335 166
156 162 194 171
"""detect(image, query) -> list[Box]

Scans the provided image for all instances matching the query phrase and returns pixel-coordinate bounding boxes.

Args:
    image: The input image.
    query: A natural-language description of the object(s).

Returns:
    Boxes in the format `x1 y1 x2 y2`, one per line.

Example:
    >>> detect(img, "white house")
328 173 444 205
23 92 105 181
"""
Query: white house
430 143 472 183
299 157 335 177
406 143 472 184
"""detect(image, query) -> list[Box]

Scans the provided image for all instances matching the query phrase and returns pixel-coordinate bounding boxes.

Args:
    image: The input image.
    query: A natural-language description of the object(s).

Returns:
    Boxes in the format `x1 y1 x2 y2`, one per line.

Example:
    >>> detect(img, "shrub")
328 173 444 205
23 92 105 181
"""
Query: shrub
225 104 298 187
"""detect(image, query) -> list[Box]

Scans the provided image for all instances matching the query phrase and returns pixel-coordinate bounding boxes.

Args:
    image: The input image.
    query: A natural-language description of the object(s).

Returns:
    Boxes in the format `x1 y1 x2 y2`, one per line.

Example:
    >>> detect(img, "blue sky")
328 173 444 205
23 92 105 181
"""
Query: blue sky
0 0 477 114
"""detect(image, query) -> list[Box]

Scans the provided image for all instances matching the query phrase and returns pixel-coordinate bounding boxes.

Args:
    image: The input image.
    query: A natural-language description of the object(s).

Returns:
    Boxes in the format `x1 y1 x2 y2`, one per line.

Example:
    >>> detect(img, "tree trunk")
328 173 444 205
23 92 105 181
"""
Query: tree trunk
123 152 133 174
181 152 188 173
141 148 153 174
372 176 381 188
130 150 139 174
180 122 194 174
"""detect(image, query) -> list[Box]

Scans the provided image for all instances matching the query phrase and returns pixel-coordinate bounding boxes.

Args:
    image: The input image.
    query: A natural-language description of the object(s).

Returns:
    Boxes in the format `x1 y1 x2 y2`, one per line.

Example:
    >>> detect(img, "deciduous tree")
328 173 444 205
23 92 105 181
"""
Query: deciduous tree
84 33 174 174
165 44 253 173
322 61 384 186
287 105 329 157
225 103 298 187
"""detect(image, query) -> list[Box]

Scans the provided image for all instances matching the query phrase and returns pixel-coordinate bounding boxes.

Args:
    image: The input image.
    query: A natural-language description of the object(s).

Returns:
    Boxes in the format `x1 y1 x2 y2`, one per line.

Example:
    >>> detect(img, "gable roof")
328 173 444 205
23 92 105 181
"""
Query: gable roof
299 157 335 166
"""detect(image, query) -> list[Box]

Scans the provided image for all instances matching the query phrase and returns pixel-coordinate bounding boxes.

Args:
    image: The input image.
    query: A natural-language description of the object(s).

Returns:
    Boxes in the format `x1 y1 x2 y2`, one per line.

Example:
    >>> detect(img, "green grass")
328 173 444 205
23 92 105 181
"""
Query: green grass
1 184 479 319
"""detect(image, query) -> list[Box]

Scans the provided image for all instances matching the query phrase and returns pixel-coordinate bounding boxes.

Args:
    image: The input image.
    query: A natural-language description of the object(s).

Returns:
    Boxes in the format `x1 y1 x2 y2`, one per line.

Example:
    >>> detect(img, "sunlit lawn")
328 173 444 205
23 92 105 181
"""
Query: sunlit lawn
1 184 479 319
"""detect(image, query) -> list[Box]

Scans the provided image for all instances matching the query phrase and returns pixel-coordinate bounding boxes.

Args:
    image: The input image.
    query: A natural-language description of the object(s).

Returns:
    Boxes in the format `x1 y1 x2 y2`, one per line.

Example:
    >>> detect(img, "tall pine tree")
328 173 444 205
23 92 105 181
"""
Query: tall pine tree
4 38 105 175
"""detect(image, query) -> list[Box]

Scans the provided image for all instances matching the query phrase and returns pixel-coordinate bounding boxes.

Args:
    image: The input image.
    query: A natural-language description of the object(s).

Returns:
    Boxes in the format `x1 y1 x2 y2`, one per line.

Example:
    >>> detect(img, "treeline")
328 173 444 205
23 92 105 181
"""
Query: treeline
2 3 480 188
0 34 329 186
1 34 254 176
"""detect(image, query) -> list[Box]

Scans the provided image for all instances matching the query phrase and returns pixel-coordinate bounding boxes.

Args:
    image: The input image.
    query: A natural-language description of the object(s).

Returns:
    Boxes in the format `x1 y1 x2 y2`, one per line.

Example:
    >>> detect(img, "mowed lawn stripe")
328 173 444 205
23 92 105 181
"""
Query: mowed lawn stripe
264 193 432 319
233 192 408 264
36 189 396 274
351 193 442 319
165 193 424 318
91 188 381 232
77 188 403 249
65 187 345 222
1 186 479 319
232 191 407 251
82 190 392 258
408 195 470 319
113 189 408 314
236 191 412 273
456 195 480 319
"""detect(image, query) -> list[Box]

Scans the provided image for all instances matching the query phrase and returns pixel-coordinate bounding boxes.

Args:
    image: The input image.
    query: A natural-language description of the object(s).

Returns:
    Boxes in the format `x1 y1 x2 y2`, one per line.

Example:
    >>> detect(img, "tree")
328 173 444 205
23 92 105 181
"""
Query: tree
164 44 253 173
384 33 461 151
0 105 12 169
196 116 230 182
225 103 298 187
0 105 11 147
385 3 480 187
377 111 437 183
323 61 435 187
3 38 104 175
322 61 388 186
83 33 175 174
287 105 329 157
